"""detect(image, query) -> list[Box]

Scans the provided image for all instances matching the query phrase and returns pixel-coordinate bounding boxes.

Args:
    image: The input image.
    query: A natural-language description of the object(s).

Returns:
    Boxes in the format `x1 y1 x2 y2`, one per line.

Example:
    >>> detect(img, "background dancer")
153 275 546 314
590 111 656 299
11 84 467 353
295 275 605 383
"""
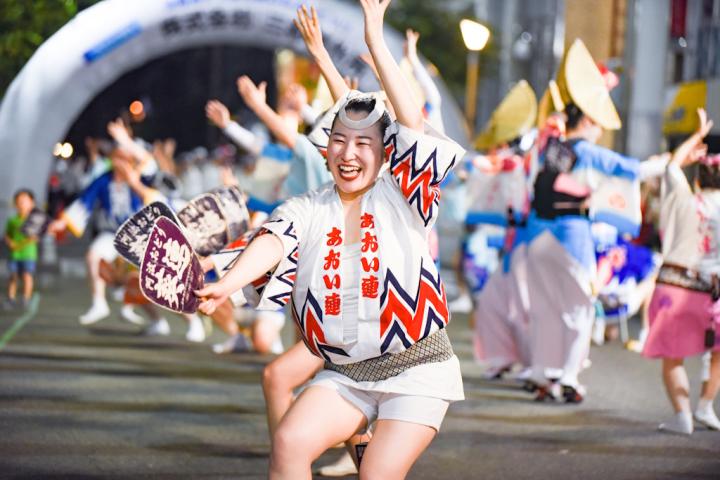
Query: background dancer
642 109 720 435
469 79 537 380
526 39 642 403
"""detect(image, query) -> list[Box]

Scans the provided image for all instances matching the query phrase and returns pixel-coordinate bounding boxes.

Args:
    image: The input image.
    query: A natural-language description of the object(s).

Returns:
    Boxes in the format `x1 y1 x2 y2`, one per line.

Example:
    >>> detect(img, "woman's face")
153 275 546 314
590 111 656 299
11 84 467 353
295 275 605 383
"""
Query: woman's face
326 110 384 201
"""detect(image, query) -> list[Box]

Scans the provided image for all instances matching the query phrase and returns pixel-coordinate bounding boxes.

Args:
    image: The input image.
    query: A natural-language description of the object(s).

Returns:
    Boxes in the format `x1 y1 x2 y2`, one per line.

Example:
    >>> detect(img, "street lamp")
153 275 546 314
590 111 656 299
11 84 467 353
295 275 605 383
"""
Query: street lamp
460 19 490 131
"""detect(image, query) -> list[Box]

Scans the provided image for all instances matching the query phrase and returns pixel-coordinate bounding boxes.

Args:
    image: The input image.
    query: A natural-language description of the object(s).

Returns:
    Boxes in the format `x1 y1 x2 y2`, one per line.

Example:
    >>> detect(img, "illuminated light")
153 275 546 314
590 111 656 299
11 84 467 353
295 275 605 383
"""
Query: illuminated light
129 100 144 116
60 142 73 159
53 143 63 156
460 19 491 52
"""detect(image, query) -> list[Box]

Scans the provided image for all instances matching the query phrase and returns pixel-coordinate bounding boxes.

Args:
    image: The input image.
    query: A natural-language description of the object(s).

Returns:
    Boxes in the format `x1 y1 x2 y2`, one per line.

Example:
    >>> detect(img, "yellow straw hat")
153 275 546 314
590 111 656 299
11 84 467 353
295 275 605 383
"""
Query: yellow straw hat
474 79 538 150
556 39 621 130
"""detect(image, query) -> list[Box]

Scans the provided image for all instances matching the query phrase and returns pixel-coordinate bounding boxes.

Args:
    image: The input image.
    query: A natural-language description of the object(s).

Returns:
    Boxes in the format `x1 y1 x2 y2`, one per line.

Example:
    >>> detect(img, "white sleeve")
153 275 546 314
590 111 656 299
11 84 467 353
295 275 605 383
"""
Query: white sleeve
300 104 322 126
223 121 262 156
409 56 442 110
638 153 670 181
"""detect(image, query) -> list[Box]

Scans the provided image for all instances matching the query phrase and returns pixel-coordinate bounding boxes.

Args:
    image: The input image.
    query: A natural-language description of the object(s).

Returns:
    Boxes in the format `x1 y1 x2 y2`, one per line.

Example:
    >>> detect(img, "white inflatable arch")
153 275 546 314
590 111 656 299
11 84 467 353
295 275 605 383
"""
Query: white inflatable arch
0 0 467 224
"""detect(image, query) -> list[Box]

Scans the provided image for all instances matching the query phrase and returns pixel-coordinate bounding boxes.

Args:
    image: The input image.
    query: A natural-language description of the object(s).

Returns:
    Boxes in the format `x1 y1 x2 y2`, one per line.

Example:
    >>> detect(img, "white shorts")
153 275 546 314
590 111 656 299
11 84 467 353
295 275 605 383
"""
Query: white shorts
311 376 450 432
90 232 118 263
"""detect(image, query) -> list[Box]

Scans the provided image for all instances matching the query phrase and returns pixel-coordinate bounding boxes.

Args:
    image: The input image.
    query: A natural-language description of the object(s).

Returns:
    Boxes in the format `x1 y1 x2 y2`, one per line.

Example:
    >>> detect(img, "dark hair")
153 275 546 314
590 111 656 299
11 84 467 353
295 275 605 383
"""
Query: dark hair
13 189 34 202
330 97 392 140
698 162 720 190
564 102 585 130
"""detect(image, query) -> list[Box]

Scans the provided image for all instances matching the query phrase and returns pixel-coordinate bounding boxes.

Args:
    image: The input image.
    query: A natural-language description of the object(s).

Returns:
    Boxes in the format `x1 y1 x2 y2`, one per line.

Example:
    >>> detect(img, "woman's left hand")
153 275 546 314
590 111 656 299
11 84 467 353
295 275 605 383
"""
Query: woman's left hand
359 0 391 44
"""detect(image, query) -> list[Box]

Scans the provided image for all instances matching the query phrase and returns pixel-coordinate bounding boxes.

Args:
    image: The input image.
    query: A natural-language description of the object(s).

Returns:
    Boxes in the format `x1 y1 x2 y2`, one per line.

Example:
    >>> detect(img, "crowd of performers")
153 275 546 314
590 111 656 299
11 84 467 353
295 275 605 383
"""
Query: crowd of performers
4 0 720 477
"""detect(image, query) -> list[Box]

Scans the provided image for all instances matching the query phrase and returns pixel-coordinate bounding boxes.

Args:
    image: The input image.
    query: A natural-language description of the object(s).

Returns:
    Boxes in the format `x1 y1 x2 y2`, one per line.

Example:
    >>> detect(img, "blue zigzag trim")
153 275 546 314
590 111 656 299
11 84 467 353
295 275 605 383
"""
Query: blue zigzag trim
318 344 351 362
380 321 412 353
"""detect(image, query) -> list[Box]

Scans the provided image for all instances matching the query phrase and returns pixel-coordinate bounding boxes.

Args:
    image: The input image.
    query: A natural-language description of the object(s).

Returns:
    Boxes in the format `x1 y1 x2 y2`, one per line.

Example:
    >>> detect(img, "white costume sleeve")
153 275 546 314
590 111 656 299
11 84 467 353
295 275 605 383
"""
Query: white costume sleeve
638 153 670 181
408 57 441 113
213 193 313 309
300 104 322 127
386 121 466 227
662 162 693 198
222 121 262 156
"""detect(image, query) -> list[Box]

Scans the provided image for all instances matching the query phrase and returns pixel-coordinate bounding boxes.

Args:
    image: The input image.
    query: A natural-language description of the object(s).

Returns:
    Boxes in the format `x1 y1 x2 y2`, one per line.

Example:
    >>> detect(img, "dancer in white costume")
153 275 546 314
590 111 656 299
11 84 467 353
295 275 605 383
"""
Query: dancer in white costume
526 40 643 402
469 80 538 379
196 2 465 477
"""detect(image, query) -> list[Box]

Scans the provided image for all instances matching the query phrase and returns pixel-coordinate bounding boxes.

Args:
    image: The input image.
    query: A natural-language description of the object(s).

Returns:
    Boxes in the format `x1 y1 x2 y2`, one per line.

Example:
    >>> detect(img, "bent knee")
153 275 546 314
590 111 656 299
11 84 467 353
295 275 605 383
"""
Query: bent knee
263 360 288 392
271 423 316 463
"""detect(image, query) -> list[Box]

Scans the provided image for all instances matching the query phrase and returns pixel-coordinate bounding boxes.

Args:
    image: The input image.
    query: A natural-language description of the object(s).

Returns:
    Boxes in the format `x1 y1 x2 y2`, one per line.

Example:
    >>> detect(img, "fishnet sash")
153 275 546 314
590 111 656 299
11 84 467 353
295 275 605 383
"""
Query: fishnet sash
323 329 454 383
657 263 716 294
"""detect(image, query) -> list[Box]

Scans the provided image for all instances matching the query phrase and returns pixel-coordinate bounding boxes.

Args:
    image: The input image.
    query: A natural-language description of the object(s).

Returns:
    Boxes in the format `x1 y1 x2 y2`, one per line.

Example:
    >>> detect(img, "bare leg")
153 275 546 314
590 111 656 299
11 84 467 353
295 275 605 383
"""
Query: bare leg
262 342 323 439
21 272 33 301
210 300 238 336
252 312 283 354
269 386 366 480
700 351 720 403
359 420 437 480
8 273 17 300
86 249 105 301
662 357 690 413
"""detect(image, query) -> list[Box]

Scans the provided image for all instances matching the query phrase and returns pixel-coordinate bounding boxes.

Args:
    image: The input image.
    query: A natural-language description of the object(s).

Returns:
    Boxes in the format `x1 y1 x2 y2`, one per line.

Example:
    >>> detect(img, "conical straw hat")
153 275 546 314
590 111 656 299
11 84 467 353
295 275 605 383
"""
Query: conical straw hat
556 39 621 130
475 79 538 150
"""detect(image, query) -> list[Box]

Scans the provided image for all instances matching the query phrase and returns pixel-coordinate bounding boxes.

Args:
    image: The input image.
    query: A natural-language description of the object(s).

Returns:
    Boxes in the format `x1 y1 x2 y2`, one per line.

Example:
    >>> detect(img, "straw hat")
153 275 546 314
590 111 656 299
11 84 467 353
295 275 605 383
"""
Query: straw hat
474 79 538 150
556 39 621 130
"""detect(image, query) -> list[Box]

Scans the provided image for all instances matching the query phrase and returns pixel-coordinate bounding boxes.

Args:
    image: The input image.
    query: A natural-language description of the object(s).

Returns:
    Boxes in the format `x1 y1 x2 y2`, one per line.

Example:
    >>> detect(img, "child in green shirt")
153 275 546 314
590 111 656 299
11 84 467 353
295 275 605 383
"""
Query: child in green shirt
4 189 38 309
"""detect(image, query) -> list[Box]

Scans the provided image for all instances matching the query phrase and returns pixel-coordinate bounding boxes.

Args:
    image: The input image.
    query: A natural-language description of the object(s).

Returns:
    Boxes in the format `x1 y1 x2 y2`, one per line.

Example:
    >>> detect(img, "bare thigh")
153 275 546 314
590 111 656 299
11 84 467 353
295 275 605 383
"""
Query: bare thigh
359 419 436 480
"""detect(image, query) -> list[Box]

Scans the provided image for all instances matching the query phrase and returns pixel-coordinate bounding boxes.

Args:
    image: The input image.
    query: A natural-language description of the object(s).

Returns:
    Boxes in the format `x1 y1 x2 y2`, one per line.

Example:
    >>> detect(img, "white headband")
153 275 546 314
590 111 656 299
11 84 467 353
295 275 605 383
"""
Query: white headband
337 93 387 130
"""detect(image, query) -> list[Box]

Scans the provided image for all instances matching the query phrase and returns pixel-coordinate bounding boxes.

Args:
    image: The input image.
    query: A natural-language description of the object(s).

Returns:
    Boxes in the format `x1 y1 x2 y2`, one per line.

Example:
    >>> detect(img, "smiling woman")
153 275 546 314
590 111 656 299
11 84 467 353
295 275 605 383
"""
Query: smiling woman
327 97 391 203
194 1 466 478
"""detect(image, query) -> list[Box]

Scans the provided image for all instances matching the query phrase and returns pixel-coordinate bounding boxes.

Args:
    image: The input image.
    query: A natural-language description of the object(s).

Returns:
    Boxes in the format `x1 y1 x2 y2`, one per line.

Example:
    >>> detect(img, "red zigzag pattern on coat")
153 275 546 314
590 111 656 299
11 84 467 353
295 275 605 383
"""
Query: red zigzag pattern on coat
386 135 454 226
291 291 349 361
379 261 449 353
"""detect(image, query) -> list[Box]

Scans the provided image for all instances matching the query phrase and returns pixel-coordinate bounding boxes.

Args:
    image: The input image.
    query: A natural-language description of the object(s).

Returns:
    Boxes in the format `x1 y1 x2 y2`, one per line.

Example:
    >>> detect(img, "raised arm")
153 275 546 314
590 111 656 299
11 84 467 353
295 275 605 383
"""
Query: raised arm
114 154 163 204
206 99 262 156
107 118 155 172
294 5 348 102
404 29 441 109
237 75 298 149
195 233 283 315
360 0 423 131
670 108 713 168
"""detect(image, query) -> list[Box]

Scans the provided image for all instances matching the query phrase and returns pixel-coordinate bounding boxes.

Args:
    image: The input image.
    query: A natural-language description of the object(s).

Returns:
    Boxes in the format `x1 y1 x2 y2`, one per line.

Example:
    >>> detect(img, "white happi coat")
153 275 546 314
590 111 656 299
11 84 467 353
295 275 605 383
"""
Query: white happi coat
228 121 465 364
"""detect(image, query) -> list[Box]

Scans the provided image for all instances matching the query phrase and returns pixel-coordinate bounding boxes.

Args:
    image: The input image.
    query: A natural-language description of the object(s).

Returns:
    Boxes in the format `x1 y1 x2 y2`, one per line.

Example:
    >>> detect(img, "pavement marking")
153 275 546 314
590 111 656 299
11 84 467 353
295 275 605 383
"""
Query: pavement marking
0 293 40 350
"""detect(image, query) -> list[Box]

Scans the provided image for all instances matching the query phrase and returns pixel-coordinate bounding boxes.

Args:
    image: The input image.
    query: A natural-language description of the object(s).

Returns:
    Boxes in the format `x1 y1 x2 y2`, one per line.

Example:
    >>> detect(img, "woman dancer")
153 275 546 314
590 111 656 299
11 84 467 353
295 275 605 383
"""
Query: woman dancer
642 109 720 435
196 1 464 477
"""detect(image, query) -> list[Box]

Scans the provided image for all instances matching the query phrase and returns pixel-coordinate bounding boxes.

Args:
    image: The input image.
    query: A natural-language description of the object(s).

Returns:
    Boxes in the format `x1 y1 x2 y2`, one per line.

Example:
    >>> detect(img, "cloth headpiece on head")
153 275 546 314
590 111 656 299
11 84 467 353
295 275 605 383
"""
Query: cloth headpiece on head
308 90 389 155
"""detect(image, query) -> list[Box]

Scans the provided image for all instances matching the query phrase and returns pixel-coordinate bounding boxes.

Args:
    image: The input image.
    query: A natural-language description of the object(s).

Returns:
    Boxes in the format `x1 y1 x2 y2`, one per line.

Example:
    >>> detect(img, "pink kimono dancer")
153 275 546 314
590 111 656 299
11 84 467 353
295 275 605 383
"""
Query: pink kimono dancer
527 231 595 392
643 283 720 359
473 244 532 376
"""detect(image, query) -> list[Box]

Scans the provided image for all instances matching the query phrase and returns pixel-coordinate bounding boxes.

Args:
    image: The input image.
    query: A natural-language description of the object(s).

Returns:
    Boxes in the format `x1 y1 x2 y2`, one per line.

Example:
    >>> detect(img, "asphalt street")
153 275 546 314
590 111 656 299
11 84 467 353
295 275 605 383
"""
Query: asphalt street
0 275 718 479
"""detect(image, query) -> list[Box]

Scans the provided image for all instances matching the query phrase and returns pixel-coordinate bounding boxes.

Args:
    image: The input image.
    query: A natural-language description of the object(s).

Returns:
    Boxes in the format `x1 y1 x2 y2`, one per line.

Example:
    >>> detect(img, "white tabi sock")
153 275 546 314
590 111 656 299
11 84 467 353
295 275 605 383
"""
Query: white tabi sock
658 410 693 435
695 398 720 430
